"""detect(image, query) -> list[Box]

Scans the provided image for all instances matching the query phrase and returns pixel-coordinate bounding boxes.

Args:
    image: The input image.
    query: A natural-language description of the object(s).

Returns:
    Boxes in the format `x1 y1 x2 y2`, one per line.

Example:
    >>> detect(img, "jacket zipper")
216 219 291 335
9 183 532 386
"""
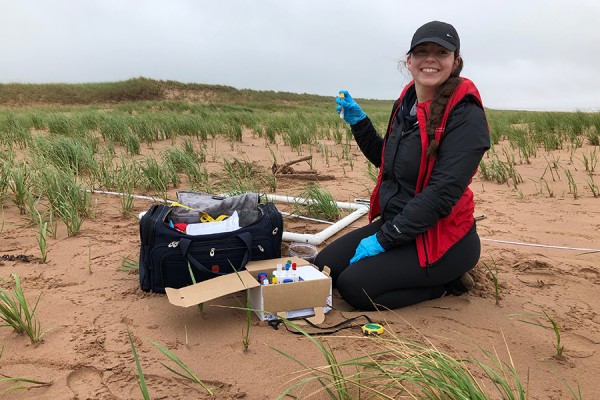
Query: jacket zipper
418 106 433 271
377 103 405 216
421 235 431 273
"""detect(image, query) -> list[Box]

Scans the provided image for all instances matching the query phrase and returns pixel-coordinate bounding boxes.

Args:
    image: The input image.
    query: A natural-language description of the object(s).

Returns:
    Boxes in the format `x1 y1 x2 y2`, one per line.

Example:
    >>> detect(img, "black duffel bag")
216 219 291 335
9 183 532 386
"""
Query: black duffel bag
139 198 283 293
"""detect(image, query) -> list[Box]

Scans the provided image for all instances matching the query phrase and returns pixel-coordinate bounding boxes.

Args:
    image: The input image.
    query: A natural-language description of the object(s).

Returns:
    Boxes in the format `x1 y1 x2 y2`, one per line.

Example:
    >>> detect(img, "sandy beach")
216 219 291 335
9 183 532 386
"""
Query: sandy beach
1 127 599 399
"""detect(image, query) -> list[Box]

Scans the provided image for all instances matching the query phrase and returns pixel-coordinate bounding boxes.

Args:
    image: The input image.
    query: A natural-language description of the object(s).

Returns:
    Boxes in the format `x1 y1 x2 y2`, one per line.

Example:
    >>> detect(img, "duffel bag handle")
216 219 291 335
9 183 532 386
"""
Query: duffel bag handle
177 232 253 277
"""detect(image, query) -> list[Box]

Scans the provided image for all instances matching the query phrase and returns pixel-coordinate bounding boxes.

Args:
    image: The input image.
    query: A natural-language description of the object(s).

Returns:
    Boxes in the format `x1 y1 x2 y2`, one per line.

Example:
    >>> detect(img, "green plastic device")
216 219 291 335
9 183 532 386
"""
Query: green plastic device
361 323 384 336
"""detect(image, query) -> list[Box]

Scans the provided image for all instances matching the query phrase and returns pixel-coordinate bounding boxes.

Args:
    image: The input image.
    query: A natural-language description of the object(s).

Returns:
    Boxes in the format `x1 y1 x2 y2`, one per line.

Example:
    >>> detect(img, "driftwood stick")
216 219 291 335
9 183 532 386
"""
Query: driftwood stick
273 156 313 174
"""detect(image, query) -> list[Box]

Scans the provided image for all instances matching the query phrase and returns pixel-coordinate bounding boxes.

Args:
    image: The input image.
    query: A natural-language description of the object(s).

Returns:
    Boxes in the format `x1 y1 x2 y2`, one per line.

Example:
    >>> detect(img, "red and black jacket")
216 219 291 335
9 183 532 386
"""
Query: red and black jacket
351 78 490 267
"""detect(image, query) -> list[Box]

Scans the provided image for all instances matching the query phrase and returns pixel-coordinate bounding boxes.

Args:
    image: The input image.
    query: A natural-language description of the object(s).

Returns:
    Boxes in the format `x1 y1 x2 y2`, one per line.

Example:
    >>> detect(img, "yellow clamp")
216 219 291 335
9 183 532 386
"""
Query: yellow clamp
199 212 230 223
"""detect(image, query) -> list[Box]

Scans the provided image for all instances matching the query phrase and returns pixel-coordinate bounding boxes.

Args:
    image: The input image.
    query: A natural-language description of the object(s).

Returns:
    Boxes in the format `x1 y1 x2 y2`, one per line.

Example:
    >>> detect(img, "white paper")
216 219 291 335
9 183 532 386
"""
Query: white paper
296 265 327 281
185 211 240 235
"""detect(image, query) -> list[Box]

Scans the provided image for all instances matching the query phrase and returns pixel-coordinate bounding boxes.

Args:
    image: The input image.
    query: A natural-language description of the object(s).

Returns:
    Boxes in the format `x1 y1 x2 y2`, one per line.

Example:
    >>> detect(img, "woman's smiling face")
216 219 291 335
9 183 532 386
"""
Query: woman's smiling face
407 42 459 100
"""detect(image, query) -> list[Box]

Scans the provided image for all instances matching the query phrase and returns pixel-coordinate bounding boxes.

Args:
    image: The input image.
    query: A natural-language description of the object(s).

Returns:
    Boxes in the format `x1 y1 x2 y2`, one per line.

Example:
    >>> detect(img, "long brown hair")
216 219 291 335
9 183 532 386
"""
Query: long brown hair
425 55 464 158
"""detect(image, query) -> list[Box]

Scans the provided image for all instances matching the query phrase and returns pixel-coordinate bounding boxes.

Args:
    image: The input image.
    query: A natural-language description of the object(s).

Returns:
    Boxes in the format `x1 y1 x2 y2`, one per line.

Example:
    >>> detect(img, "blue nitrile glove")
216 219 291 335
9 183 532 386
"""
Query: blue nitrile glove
336 90 367 125
349 233 385 265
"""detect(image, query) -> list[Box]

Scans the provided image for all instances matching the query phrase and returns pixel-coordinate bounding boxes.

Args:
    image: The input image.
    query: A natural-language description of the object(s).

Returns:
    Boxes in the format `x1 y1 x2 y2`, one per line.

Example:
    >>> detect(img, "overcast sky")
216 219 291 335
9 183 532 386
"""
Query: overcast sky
1 1 599 111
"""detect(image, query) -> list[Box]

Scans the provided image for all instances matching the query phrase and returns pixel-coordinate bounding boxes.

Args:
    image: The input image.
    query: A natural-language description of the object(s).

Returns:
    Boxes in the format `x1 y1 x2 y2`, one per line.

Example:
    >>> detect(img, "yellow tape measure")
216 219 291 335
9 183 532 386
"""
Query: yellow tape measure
361 323 384 336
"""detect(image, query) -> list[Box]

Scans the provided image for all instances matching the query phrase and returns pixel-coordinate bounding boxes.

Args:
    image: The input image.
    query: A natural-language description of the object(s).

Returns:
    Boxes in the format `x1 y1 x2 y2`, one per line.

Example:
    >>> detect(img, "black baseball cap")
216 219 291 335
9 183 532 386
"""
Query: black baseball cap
408 21 460 54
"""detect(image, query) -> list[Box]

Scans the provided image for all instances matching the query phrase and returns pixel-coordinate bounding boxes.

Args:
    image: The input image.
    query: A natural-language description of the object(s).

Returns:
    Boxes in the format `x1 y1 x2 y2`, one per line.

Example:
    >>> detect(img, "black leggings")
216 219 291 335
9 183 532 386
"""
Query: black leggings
313 220 481 310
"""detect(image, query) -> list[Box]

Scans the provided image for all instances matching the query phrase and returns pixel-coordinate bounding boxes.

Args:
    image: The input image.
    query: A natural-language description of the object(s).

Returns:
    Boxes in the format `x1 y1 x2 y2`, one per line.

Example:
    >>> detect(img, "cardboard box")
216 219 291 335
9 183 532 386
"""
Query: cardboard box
165 256 332 324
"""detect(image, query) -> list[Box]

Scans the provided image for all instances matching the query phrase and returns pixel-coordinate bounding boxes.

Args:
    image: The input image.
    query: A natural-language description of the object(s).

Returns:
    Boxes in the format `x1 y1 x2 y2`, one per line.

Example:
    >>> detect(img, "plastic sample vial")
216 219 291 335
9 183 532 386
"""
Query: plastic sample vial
339 92 345 119
257 272 268 284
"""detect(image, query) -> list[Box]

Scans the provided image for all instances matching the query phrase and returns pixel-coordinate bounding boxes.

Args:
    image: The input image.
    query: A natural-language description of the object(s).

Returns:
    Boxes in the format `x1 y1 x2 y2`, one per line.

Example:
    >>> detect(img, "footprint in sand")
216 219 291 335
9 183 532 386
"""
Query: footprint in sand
67 366 114 399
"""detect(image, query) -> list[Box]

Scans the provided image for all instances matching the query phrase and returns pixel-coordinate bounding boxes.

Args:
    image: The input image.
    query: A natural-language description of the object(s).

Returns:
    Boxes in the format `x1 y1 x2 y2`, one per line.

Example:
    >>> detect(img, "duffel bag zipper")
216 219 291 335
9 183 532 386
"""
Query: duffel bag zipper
187 243 265 256
265 202 282 237
156 242 269 288
147 205 171 247
158 246 254 286
152 241 252 256
157 245 252 268
155 241 267 267
142 205 160 246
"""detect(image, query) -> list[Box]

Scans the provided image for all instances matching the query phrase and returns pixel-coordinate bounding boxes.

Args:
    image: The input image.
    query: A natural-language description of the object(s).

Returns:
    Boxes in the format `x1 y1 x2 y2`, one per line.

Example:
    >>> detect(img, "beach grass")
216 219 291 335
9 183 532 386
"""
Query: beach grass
513 309 565 360
149 339 215 395
294 184 342 222
127 330 151 400
272 318 534 400
1 80 598 209
0 274 44 343
127 328 214 397
0 348 51 395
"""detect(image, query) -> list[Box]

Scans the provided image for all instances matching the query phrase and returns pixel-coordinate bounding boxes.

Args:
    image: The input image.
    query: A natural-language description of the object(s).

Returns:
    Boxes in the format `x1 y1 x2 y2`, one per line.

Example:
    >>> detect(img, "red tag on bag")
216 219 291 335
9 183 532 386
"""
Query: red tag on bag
211 265 220 273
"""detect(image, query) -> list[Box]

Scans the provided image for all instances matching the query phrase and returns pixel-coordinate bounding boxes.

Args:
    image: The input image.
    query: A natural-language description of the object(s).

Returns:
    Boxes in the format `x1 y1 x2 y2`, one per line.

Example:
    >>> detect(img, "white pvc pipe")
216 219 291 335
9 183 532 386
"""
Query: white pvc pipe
280 211 335 225
87 189 171 203
264 194 367 212
264 194 369 245
281 206 368 245
89 189 368 245
87 189 600 253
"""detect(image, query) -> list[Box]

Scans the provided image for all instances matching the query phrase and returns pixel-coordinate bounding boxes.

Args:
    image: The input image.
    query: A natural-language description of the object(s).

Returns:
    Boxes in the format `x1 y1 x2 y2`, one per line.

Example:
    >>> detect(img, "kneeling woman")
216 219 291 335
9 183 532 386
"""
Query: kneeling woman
314 21 490 310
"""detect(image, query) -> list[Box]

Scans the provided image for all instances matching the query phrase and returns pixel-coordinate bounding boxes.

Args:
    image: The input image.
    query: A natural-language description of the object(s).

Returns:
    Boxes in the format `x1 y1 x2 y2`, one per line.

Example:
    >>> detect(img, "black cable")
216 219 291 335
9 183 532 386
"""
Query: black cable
268 314 375 336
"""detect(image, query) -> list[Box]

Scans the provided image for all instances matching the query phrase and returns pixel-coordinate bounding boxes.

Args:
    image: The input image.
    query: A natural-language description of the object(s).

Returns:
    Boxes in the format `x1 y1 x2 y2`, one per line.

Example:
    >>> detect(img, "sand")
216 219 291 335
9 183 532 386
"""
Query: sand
1 129 599 399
